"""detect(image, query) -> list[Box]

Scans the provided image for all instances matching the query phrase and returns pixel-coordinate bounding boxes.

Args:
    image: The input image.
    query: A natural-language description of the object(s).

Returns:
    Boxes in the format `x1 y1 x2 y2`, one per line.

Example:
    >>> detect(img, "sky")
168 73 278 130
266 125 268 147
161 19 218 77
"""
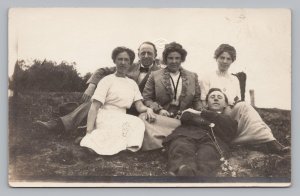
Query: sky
8 8 291 110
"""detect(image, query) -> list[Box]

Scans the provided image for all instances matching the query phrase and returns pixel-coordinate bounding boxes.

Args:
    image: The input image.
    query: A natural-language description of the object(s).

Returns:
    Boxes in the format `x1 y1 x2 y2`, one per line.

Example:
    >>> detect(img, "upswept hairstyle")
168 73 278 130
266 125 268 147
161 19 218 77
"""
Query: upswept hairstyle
205 88 229 104
111 47 135 64
138 41 158 57
214 44 237 62
162 42 187 64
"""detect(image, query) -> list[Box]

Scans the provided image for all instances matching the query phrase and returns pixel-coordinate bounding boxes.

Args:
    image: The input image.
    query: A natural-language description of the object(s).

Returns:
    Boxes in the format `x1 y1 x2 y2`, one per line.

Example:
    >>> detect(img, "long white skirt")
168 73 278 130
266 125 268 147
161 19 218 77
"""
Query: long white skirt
80 108 145 155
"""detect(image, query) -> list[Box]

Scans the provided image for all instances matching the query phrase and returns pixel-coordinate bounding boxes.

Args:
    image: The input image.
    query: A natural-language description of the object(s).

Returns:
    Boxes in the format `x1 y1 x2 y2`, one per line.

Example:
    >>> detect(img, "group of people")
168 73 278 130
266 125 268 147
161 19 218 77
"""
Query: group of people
36 41 290 176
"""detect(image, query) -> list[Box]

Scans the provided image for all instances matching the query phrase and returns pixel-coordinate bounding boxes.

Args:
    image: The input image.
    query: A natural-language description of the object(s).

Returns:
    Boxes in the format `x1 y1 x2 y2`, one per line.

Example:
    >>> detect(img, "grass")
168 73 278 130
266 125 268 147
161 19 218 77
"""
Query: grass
8 92 291 185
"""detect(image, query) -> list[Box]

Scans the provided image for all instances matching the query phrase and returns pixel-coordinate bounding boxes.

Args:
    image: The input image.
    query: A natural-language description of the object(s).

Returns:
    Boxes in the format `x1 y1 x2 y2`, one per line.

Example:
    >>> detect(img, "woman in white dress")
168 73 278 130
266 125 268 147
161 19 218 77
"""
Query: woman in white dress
199 44 289 154
80 47 156 155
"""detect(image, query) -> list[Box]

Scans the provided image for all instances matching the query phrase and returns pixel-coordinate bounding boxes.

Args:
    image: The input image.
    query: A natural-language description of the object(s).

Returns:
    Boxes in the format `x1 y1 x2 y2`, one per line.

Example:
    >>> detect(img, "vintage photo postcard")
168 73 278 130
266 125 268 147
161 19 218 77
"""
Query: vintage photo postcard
8 8 291 187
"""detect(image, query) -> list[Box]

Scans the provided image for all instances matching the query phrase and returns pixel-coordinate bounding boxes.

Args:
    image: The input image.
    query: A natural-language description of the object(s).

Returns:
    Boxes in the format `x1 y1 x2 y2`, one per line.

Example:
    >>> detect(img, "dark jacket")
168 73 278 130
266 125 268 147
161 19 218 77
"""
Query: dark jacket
164 110 238 150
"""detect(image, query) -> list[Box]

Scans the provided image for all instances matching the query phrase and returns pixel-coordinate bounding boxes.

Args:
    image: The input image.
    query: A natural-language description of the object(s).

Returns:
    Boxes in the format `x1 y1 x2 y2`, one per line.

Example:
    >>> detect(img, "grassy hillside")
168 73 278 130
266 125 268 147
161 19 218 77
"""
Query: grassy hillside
8 92 291 184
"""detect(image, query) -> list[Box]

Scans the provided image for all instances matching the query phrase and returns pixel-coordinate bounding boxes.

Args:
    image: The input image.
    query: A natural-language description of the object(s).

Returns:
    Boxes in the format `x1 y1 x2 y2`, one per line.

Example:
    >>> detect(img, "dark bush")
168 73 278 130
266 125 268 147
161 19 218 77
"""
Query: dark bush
9 59 92 92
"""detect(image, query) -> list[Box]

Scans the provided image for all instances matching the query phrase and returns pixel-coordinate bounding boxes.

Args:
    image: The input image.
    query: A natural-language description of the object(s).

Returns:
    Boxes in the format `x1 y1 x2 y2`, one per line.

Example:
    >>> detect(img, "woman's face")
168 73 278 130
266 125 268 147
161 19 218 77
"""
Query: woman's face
216 52 233 72
207 90 227 112
166 51 182 73
115 51 131 76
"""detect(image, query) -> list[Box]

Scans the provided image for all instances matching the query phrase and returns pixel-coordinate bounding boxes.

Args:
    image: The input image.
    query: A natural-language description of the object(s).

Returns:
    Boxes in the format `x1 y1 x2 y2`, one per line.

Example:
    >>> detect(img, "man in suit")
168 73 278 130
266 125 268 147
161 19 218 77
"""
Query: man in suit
163 88 237 176
35 41 162 134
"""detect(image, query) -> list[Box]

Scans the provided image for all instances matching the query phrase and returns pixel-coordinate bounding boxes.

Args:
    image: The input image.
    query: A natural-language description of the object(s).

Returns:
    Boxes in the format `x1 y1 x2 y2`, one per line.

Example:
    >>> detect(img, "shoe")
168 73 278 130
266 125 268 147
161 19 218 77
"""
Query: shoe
78 147 98 163
265 140 290 155
74 136 84 144
58 102 79 116
34 118 64 133
177 165 195 176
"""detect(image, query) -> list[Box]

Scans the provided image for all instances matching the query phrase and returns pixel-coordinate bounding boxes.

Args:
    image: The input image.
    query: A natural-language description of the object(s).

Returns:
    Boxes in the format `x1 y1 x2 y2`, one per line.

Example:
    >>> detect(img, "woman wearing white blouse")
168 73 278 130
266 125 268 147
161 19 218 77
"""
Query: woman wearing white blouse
80 47 156 155
199 44 289 154
200 70 240 106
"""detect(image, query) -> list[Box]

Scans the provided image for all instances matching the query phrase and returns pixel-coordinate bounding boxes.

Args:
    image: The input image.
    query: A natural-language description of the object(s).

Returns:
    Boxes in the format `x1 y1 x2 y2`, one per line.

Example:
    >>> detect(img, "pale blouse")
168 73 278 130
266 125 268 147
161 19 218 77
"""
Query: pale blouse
169 71 183 104
92 74 143 112
200 70 241 105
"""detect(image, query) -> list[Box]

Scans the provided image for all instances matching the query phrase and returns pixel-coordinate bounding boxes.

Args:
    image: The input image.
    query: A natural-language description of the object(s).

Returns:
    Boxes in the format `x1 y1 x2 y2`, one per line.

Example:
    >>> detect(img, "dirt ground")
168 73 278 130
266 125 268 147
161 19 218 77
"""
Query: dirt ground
8 92 291 184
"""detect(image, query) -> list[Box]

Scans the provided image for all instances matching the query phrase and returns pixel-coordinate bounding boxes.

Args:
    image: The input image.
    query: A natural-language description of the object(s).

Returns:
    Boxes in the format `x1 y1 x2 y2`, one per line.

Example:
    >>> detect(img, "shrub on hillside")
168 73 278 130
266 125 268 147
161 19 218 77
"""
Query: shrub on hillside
9 60 92 92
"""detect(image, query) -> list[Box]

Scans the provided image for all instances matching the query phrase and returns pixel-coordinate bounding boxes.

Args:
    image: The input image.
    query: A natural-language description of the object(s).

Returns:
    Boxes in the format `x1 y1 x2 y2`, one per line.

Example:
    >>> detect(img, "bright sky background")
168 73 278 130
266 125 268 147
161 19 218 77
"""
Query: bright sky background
8 8 291 110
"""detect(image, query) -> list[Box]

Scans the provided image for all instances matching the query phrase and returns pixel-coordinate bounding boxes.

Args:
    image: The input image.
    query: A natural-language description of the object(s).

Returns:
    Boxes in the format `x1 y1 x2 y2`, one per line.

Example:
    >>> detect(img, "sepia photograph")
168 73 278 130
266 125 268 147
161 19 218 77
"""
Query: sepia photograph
8 8 291 187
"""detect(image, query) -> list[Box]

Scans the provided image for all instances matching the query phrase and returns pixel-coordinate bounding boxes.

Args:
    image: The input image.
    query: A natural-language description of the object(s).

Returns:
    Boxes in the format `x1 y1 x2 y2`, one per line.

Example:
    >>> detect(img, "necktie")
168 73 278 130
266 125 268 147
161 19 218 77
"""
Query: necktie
140 67 149 73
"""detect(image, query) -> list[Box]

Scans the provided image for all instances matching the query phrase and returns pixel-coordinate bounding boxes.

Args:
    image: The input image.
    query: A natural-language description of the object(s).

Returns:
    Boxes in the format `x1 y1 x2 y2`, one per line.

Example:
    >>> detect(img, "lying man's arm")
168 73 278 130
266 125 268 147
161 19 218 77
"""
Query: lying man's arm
180 110 238 143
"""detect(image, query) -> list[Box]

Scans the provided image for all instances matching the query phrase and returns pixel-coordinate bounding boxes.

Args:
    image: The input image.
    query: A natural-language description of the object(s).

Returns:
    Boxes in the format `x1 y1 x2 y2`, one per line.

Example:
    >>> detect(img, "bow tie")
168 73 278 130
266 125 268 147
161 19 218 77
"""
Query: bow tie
140 67 149 73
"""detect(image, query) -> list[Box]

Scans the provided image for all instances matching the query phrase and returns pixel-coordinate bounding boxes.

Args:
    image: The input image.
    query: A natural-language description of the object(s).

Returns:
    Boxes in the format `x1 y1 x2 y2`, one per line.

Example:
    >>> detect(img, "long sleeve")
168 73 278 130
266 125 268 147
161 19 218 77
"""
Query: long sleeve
192 73 203 110
199 74 210 101
233 75 241 102
179 110 237 144
180 111 211 127
87 66 117 85
142 73 162 113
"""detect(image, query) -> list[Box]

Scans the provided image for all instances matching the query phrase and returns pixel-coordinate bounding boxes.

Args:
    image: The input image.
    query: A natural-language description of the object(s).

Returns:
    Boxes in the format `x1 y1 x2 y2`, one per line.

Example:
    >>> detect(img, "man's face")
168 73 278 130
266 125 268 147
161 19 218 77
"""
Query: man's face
207 90 228 112
138 43 156 67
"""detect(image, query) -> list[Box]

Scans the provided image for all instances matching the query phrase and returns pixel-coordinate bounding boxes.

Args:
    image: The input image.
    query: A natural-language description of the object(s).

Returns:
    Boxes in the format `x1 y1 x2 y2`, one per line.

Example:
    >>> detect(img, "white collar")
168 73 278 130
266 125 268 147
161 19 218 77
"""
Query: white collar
170 71 181 77
216 70 230 77
114 72 127 79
